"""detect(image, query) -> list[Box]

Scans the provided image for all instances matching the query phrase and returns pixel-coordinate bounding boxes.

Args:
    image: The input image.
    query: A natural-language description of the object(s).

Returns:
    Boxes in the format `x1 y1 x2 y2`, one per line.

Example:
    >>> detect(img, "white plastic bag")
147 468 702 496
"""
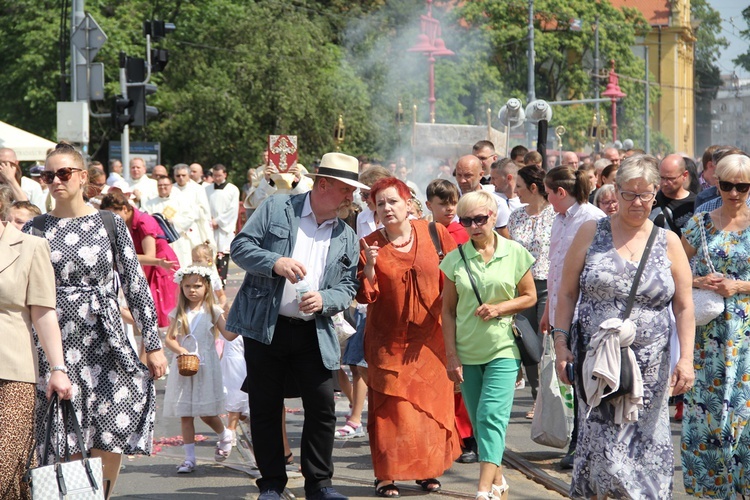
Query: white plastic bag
530 334 573 449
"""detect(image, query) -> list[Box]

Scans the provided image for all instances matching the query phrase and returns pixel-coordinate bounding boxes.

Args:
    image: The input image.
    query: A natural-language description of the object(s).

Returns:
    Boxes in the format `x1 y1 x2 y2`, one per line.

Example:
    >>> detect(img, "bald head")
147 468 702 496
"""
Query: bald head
152 165 168 178
0 148 18 163
455 155 484 194
189 163 203 183
659 153 688 198
561 151 578 167
603 147 620 166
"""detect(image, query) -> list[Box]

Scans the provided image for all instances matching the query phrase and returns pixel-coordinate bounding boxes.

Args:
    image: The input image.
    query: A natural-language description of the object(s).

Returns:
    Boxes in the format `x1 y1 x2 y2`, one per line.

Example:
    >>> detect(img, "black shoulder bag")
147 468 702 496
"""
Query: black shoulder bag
577 223 659 403
457 244 542 367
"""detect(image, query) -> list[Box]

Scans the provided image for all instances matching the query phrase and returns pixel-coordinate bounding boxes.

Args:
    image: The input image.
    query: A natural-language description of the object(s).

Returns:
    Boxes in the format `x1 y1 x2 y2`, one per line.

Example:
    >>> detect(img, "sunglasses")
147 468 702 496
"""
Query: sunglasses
718 180 750 193
40 167 83 184
459 214 491 227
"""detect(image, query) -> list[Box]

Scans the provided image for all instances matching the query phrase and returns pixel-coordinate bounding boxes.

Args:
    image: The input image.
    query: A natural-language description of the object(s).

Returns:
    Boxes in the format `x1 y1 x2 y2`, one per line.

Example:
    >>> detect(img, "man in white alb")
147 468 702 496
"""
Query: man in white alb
205 163 239 287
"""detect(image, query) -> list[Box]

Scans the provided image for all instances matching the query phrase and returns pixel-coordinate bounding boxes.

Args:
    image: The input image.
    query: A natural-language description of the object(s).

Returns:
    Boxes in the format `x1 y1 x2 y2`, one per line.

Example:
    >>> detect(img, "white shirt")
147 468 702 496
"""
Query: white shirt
142 189 196 267
547 202 606 323
21 176 46 213
205 182 240 253
278 194 336 319
175 181 216 250
129 176 158 206
498 192 524 212
356 206 381 239
106 172 125 186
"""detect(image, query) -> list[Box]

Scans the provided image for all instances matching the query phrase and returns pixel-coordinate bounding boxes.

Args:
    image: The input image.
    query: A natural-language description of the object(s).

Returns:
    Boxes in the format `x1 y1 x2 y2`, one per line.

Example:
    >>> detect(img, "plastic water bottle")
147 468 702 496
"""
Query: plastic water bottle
295 277 313 317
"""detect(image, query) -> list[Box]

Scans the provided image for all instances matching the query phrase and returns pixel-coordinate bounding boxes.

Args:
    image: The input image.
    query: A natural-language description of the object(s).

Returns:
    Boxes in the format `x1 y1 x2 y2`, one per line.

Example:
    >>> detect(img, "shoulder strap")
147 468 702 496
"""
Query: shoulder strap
31 213 49 237
622 224 659 319
98 210 118 272
657 196 678 233
428 221 444 260
458 244 483 305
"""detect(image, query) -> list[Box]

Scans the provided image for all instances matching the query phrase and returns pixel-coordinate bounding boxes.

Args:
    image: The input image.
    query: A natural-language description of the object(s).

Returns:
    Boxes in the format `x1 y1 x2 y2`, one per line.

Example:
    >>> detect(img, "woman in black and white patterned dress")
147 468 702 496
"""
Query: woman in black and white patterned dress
24 144 168 499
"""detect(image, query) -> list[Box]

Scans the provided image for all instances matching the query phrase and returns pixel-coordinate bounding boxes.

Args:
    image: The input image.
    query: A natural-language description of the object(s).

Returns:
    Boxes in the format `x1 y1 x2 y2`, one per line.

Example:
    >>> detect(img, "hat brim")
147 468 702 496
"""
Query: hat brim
305 172 368 190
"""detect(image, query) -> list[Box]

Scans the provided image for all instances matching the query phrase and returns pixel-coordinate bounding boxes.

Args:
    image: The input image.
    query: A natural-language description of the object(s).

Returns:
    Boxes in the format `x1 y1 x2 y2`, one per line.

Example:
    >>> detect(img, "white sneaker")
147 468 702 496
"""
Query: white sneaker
177 460 195 474
515 379 526 390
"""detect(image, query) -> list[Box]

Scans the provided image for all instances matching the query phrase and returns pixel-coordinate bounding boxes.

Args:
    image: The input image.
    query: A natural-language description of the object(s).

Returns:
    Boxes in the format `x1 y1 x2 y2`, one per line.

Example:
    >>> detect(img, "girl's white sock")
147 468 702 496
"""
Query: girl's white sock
218 428 233 452
184 443 196 464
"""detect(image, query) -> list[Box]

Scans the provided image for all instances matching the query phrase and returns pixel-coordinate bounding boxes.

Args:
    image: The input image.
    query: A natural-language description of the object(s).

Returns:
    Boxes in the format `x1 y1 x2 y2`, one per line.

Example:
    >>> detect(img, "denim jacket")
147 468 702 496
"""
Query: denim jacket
226 192 359 370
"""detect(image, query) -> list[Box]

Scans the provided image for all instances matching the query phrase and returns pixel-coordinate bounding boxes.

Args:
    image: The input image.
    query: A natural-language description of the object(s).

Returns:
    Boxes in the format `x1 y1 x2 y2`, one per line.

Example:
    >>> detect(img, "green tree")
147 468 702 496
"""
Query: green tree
455 0 654 151
734 6 750 72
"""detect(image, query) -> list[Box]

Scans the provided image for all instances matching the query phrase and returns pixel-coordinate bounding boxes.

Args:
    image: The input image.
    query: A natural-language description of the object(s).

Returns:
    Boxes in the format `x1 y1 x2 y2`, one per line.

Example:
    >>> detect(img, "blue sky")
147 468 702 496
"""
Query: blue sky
709 0 749 78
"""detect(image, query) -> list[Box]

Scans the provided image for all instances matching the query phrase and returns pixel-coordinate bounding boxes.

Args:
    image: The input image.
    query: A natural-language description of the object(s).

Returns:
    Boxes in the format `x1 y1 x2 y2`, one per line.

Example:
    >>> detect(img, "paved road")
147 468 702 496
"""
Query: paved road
115 262 689 499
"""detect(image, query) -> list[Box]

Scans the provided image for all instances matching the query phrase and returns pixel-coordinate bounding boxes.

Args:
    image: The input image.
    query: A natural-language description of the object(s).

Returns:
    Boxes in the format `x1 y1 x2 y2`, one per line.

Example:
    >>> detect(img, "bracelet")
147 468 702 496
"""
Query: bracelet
50 365 68 374
551 327 569 337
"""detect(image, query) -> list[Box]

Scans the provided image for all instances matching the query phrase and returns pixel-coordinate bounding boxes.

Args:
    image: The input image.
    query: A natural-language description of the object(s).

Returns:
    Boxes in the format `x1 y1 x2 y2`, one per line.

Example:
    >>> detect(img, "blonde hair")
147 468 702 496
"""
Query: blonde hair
168 271 218 341
457 190 497 218
191 241 215 266
716 154 750 181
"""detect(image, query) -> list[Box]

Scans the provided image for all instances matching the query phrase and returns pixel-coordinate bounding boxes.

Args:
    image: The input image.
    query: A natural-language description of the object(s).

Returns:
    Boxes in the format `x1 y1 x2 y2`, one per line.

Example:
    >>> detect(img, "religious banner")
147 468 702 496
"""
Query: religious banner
267 135 298 190
268 135 298 174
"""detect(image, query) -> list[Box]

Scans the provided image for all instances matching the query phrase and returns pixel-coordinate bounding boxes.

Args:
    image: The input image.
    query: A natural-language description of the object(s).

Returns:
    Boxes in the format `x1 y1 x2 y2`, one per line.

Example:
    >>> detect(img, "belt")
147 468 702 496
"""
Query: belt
278 315 314 326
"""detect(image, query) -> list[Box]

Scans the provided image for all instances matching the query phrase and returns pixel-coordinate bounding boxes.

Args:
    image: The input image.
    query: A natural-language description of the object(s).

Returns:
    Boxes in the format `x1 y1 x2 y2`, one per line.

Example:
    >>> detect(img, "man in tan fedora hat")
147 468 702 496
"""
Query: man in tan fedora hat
228 152 364 500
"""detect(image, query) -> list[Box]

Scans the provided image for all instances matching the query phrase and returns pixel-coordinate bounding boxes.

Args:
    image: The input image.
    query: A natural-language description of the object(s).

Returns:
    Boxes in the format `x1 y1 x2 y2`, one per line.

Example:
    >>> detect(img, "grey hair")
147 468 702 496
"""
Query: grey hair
716 154 750 181
594 158 612 172
615 154 660 190
173 163 189 174
593 183 617 207
0 184 13 220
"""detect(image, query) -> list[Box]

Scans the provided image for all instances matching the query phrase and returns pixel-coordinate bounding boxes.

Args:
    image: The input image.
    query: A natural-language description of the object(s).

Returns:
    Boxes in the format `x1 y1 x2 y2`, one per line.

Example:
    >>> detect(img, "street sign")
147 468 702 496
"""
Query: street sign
71 13 107 63
75 63 105 101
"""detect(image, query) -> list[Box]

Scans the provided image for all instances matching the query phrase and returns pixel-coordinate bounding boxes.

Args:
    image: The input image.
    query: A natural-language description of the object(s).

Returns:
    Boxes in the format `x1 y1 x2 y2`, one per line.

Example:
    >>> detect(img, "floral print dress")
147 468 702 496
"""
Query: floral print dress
681 212 750 498
25 212 162 457
571 218 675 499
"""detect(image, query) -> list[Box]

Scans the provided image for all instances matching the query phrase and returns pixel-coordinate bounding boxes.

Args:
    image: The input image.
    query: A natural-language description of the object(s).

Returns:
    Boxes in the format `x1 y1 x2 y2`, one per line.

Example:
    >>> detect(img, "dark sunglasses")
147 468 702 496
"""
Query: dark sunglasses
459 214 491 227
40 167 83 184
718 180 750 193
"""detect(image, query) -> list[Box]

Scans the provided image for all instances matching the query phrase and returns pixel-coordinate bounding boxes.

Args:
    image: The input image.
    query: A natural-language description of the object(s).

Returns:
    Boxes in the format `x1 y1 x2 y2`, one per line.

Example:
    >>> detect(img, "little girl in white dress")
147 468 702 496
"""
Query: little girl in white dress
163 266 238 473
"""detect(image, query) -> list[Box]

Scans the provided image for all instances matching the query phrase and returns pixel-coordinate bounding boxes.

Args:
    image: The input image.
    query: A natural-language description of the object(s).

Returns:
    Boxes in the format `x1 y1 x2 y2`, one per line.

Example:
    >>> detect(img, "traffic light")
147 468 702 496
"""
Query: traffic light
112 95 134 133
143 20 176 41
130 83 158 127
150 48 169 72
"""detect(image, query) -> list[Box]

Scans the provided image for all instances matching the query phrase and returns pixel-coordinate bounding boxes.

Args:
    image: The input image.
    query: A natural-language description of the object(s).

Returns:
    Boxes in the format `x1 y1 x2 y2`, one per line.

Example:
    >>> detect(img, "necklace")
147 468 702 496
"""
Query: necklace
616 217 640 260
385 227 413 248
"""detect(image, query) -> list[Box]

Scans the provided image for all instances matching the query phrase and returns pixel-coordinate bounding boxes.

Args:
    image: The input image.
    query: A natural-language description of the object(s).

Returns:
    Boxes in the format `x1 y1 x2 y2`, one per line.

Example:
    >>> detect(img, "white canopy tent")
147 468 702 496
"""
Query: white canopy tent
0 121 56 161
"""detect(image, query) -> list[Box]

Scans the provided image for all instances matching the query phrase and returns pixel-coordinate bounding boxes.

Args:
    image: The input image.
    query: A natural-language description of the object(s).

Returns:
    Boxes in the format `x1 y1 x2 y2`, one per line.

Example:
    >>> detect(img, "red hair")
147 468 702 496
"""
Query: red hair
369 177 412 204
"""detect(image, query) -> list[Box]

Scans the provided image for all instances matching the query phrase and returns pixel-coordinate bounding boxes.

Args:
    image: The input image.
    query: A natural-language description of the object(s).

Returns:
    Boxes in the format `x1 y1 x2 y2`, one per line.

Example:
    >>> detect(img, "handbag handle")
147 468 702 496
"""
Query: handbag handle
698 214 718 275
621 224 659 320
457 244 483 305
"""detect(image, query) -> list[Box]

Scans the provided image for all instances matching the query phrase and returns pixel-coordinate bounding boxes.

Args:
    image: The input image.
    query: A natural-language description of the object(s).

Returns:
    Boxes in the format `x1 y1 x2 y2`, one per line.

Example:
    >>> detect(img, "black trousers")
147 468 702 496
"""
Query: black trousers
215 253 230 288
244 316 336 495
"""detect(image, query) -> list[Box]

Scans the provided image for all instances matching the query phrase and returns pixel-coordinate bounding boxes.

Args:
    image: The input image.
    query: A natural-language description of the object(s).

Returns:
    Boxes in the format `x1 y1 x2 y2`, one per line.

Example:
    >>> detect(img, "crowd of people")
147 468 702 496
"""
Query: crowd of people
1 138 750 500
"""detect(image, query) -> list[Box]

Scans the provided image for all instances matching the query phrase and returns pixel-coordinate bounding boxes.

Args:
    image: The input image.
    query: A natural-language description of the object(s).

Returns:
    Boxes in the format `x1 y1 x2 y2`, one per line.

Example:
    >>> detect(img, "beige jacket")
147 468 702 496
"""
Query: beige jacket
0 222 57 383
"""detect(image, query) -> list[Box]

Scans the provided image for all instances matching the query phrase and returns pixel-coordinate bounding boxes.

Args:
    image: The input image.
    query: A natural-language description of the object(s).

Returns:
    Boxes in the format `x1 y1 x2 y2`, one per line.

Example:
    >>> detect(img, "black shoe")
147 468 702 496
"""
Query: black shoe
456 449 478 463
559 450 575 470
258 490 281 500
307 487 348 500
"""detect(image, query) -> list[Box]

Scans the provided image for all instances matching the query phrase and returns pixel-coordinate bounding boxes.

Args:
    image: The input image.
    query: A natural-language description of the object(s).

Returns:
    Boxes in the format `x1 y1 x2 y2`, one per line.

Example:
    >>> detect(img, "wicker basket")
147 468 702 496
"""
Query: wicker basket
177 333 200 376
177 353 200 376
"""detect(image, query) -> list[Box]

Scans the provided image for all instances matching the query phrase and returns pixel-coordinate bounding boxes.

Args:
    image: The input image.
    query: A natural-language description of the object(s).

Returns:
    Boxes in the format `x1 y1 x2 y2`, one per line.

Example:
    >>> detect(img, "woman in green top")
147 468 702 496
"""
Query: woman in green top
440 190 536 500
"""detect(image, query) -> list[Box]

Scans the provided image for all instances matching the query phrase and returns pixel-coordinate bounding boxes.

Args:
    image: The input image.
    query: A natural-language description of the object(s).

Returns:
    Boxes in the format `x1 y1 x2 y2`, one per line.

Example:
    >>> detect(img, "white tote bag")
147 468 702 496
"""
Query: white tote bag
530 334 574 449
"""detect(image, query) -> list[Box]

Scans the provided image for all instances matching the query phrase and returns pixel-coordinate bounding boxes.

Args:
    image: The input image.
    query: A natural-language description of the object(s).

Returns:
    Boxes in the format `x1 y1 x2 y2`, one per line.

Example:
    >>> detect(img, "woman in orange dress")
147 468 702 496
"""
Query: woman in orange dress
358 178 460 498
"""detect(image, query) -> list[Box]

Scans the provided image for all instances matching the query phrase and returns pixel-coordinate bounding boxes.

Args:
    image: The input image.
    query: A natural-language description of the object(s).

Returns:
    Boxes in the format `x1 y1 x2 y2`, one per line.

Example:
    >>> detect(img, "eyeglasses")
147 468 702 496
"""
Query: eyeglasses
459 213 492 227
39 167 83 184
659 173 685 182
599 199 618 206
619 191 656 202
718 180 750 193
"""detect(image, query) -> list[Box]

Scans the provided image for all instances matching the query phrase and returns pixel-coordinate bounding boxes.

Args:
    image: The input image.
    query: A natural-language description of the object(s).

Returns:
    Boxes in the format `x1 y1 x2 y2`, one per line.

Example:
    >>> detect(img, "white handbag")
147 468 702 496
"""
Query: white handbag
693 216 724 326
530 335 574 449
25 395 104 500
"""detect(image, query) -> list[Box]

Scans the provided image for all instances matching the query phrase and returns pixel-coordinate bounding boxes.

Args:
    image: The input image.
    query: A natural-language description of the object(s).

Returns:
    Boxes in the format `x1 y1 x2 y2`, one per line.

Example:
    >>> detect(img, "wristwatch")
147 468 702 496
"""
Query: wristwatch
50 365 68 374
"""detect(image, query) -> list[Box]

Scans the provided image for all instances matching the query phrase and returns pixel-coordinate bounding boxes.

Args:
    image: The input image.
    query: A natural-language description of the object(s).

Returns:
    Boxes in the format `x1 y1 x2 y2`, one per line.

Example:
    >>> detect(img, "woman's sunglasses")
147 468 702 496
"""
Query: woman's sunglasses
40 167 83 184
718 181 750 193
459 214 491 227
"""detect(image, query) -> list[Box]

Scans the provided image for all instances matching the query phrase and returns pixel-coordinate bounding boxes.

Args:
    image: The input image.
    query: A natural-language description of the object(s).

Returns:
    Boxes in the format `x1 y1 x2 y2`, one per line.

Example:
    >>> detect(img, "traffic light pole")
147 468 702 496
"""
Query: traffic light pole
120 63 130 181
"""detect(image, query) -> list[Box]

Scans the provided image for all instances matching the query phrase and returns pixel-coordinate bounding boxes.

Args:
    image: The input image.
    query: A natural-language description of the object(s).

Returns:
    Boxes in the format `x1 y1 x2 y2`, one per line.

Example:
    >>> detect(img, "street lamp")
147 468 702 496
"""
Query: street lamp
498 98 526 156
407 0 454 124
601 60 627 143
